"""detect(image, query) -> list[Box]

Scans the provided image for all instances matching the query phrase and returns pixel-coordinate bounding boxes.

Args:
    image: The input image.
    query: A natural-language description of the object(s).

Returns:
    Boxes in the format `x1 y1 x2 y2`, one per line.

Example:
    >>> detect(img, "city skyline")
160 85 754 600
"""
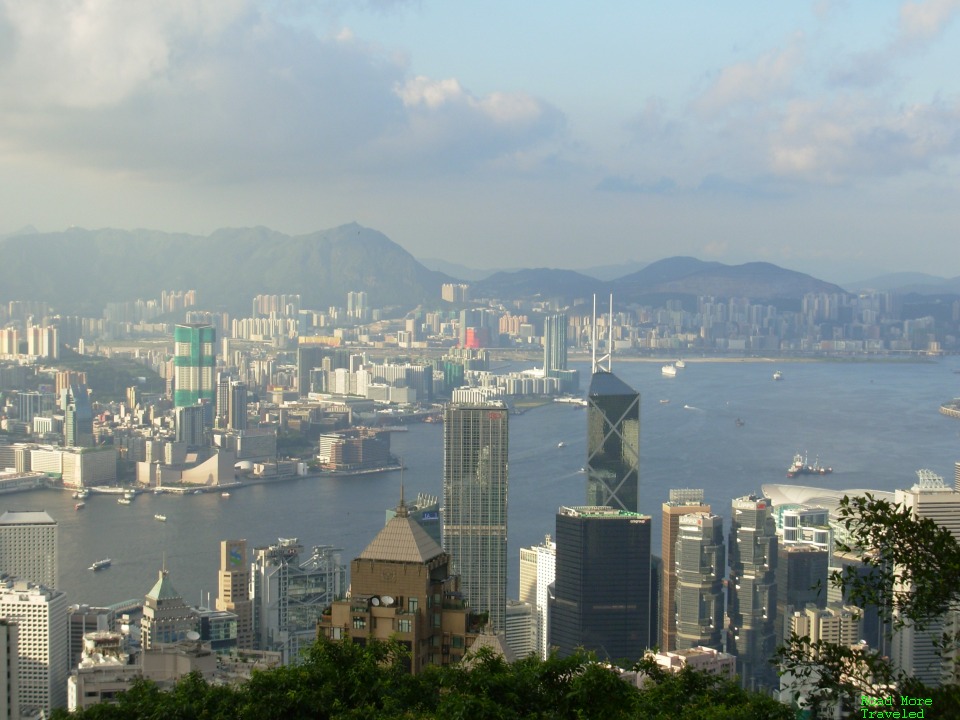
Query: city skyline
1 2 959 281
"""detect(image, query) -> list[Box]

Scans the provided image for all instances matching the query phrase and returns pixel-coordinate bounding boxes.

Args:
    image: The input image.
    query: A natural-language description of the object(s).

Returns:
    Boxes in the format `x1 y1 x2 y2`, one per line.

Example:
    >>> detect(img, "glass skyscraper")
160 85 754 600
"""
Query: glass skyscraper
586 371 640 513
442 403 509 632
173 323 216 408
549 505 652 663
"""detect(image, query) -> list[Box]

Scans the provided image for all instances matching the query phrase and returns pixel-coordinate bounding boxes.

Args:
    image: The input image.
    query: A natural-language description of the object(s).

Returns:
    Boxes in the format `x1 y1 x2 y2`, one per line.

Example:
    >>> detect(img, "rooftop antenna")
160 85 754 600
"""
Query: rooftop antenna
592 293 612 374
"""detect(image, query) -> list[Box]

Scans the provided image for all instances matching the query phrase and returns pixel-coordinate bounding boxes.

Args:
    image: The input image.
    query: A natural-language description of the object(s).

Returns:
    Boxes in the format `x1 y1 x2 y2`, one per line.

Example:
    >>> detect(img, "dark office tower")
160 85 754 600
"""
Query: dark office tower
675 512 725 651
228 380 248 430
173 323 216 408
661 489 710 651
443 403 509 632
215 371 232 427
61 384 93 447
727 494 779 690
585 372 640 512
174 405 205 447
296 344 328 397
775 544 829 643
549 506 652 663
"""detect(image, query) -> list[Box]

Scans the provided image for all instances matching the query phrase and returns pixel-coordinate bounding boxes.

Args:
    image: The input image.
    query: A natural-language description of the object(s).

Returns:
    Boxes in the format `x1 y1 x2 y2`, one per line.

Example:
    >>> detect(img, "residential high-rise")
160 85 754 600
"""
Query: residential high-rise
140 569 198 650
0 510 58 589
585 371 640 513
173 323 216 409
442 403 509 632
0 582 68 714
217 540 253 649
891 470 960 685
661 489 710 651
251 539 345 664
61 384 93 448
518 534 556 660
727 494 779 690
549 506 652 663
675 512 725 651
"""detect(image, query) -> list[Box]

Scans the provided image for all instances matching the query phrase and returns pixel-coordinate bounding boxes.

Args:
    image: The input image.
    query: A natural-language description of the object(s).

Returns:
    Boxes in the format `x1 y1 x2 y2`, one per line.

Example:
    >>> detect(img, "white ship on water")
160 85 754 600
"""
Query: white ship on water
662 364 677 377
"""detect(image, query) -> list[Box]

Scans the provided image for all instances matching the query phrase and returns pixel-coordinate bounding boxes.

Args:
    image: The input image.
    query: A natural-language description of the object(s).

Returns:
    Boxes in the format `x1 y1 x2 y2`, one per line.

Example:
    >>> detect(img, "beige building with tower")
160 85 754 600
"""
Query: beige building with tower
318 496 482 673
661 489 710 651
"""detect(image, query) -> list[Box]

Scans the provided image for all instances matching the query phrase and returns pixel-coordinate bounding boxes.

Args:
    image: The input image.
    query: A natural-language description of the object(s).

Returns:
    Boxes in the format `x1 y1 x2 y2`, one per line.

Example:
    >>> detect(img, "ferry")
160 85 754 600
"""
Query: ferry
117 497 132 505
675 359 686 369
154 514 167 522
89 558 111 571
662 364 677 377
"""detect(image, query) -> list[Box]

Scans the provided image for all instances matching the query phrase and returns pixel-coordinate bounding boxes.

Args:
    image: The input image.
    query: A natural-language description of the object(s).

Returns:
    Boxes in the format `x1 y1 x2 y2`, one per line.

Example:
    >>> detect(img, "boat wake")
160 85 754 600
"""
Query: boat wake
683 404 703 411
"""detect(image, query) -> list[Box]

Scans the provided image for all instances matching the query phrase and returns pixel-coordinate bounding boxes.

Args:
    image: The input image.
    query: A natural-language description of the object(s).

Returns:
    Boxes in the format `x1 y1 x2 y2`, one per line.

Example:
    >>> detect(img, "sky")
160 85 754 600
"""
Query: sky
1 0 959 282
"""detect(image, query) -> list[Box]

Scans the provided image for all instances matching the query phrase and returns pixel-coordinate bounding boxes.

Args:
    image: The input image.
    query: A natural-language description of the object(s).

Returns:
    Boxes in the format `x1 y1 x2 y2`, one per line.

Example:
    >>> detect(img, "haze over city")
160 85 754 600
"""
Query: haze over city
2 1 959 282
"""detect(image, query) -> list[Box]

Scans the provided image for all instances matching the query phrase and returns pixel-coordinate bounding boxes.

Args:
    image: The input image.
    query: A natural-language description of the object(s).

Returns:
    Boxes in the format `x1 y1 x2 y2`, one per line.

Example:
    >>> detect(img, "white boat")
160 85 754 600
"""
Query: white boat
662 364 677 377
89 558 111 571
75 502 85 510
220 492 231 498
557 442 566 449
773 370 783 381
154 514 167 522
117 497 131 505
675 359 686 368
660 399 670 404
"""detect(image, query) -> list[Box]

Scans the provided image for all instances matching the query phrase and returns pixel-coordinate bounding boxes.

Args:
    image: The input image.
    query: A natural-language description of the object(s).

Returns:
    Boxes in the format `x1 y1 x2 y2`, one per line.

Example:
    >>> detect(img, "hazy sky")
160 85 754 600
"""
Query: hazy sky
1 1 958 281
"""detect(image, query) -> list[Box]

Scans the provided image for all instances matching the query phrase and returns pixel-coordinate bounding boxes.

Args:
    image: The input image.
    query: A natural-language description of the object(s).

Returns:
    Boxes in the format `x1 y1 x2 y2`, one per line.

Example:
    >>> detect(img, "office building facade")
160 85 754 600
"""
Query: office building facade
141 569 199 650
585 372 640 513
549 506 652 663
61 384 94 448
443 403 509 632
217 540 253 649
0 510 58 589
727 494 779 690
661 489 710 651
0 582 68 715
173 323 216 408
518 534 556 660
674 512 725 651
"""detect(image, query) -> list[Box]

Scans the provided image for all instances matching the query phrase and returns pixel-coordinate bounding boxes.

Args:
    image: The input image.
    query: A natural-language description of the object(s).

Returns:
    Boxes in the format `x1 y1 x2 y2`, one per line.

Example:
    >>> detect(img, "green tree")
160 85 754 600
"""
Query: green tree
776 493 960 717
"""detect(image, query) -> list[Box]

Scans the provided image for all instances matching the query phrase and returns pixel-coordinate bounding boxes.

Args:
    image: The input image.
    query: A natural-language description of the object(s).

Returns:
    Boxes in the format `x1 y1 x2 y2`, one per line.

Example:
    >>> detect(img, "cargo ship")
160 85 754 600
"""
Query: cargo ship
786 453 833 477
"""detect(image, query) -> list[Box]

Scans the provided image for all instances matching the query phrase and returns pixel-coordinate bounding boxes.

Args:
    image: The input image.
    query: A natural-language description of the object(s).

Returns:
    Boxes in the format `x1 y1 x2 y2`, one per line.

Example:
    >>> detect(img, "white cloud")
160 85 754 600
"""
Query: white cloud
898 0 960 46
0 1 563 181
695 36 804 116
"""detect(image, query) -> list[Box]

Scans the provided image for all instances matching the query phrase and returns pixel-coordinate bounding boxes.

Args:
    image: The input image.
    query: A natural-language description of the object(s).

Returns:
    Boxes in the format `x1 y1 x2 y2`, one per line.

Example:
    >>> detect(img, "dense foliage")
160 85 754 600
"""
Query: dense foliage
776 493 960 717
56 639 791 720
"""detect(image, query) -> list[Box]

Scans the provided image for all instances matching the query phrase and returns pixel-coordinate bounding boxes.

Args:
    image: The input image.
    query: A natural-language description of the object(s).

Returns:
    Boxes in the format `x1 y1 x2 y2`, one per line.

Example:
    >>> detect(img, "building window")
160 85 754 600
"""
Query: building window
408 597 418 613
452 635 463 648
352 617 366 629
398 619 412 633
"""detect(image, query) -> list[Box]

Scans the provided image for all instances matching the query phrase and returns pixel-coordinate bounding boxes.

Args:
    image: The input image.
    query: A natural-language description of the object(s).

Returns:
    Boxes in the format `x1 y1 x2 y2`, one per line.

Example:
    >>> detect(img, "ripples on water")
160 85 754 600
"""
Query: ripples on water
16 357 960 606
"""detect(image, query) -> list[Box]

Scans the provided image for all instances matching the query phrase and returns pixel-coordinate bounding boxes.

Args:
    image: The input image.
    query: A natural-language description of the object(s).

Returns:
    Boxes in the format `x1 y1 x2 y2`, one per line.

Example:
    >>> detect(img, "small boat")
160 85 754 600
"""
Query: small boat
89 558 111 571
659 399 670 404
75 502 86 510
773 370 783 381
117 497 131 505
662 364 677 377
675 359 686 369
154 514 167 522
735 418 745 427
557 442 566 449
221 492 231 498
577 467 586 474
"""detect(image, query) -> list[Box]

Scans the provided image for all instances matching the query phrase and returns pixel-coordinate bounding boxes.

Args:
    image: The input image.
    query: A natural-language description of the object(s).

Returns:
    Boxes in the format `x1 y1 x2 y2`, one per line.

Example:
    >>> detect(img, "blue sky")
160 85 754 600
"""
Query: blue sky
1 1 958 282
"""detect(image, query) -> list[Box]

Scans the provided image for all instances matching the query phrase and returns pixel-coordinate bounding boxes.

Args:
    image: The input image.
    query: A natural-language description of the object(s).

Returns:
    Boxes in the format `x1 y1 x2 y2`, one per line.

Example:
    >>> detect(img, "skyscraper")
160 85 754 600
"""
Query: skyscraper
549 506 652 663
61 384 93 447
0 510 58 588
217 540 253 649
661 489 710 651
518 534 556 660
891 469 960 685
173 323 216 409
443 403 509 632
585 371 640 512
727 494 778 690
0 583 67 714
140 569 198 650
544 313 579 392
674 512 725 651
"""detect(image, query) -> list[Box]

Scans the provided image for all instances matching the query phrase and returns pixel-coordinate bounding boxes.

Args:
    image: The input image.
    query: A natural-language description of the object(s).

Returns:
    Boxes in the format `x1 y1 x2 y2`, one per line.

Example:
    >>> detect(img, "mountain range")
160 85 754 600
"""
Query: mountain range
0 223 952 314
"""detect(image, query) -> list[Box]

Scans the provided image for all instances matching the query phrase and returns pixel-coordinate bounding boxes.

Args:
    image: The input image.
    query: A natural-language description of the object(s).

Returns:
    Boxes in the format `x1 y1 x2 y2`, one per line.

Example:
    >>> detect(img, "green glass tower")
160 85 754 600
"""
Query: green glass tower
173 323 216 408
585 371 640 513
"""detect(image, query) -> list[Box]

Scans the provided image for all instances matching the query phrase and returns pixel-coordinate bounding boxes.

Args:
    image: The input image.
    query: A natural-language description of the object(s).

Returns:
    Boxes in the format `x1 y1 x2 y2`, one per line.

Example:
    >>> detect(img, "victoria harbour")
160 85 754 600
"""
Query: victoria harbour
15 356 960 610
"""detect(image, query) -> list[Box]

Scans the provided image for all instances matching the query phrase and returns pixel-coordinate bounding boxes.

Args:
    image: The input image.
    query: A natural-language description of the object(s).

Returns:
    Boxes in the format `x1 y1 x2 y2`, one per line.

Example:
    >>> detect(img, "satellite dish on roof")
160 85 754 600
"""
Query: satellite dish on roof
370 597 380 606
381 595 394 607
186 631 201 642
